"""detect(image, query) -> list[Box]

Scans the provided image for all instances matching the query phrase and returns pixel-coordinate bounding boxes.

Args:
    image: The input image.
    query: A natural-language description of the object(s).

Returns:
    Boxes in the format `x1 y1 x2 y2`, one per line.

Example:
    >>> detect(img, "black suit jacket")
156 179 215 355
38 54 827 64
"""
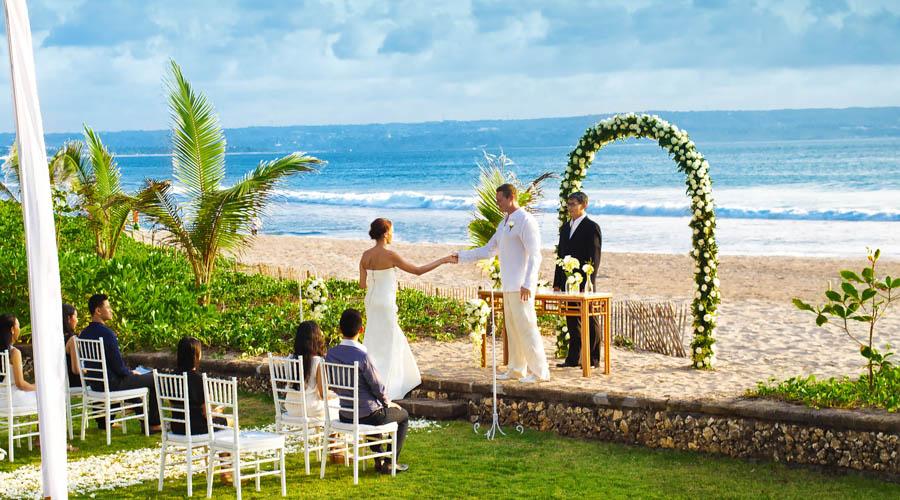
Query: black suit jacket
553 216 602 290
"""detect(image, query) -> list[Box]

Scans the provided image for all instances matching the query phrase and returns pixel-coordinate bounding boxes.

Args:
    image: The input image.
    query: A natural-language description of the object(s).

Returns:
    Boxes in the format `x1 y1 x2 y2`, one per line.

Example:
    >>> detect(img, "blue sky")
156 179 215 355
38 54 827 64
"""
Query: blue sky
1 0 899 132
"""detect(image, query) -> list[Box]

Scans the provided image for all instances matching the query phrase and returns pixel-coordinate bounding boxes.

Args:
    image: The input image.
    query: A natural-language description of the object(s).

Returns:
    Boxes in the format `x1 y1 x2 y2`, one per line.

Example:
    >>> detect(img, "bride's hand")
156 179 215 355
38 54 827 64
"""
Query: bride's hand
445 253 458 264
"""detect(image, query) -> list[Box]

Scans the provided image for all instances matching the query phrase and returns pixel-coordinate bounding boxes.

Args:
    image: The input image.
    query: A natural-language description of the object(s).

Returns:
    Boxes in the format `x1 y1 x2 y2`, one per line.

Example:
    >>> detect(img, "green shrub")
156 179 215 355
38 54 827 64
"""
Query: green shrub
0 201 465 355
752 365 900 412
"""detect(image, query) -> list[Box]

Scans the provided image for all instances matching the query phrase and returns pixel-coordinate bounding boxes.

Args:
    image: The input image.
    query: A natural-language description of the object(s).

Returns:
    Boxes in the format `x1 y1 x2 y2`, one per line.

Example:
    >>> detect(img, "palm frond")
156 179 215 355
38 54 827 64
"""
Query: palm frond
84 126 122 201
166 60 225 202
140 179 194 257
1 143 20 201
467 151 553 247
48 141 84 190
519 171 556 214
192 152 321 259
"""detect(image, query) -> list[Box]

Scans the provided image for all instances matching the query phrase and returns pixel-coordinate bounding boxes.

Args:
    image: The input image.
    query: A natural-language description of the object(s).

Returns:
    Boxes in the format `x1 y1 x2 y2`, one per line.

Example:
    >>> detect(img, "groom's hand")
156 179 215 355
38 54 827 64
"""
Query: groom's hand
449 252 459 264
520 287 531 301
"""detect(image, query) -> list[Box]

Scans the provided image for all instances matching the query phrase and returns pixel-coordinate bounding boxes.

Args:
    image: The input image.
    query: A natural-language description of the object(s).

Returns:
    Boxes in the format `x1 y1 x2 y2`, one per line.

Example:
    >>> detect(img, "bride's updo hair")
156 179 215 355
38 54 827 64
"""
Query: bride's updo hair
369 218 392 240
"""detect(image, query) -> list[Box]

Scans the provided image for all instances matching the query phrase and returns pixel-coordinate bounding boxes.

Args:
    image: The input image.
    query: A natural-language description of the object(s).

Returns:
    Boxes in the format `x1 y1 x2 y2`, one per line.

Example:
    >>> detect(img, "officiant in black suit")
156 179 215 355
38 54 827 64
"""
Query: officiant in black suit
553 191 603 368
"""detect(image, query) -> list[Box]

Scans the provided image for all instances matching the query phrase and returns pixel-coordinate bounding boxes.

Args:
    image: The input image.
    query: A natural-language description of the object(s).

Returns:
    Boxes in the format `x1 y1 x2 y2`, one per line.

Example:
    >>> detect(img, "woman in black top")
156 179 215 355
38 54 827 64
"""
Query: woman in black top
170 337 225 435
62 304 81 388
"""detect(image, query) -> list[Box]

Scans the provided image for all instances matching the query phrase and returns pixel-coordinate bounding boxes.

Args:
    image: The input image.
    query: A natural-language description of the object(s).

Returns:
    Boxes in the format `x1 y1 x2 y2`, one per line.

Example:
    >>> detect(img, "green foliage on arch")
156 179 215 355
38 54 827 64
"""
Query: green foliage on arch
559 113 720 369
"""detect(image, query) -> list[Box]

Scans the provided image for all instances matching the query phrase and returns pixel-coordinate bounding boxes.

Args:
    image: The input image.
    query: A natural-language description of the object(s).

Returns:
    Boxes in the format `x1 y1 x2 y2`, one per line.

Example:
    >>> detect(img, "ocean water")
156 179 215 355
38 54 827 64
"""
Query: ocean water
114 137 900 257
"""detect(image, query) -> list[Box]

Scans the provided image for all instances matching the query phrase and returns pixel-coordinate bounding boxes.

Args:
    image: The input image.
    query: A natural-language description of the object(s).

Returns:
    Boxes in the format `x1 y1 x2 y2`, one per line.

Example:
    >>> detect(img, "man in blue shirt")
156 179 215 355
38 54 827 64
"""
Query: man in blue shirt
325 308 409 474
79 293 161 432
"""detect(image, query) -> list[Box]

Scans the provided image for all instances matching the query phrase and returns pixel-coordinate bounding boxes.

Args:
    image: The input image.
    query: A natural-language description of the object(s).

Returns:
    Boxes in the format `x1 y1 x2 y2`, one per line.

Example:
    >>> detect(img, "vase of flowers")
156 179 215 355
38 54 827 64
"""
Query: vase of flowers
557 255 582 293
582 262 595 293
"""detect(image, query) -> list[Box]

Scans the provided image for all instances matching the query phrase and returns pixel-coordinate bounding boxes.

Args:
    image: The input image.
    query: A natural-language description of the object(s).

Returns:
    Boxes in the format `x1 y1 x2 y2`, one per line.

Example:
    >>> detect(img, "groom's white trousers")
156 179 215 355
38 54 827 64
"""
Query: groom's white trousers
502 292 550 380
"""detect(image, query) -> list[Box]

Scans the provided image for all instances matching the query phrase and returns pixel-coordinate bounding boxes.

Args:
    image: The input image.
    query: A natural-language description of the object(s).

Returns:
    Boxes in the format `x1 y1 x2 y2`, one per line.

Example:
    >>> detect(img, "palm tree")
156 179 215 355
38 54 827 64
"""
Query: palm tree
141 60 322 297
1 141 82 207
74 126 162 259
468 151 553 247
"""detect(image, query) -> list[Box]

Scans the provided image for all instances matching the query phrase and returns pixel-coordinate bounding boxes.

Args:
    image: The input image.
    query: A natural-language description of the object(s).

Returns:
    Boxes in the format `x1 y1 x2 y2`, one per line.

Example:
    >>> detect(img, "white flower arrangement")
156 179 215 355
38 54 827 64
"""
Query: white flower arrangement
303 277 329 319
476 256 502 289
464 298 491 364
555 317 570 358
560 113 721 370
556 255 588 293
557 255 580 274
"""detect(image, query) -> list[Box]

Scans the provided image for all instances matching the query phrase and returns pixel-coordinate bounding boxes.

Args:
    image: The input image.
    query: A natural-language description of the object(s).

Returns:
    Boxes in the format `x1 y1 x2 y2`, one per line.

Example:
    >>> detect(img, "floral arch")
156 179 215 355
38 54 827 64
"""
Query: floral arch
559 113 720 369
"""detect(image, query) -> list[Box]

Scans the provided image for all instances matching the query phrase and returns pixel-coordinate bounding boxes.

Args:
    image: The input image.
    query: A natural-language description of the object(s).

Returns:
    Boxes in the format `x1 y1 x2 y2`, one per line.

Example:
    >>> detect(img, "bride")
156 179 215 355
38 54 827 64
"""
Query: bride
359 218 456 400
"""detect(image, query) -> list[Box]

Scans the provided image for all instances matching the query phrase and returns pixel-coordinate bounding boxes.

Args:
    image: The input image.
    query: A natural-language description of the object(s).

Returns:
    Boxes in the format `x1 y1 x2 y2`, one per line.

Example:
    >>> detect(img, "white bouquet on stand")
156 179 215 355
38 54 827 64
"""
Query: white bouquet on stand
476 257 502 290
303 277 329 319
464 298 490 364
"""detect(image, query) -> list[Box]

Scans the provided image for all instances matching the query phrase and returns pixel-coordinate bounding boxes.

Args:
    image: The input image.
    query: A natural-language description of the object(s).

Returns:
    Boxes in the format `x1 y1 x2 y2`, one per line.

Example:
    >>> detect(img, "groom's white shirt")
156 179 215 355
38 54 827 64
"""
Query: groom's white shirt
459 208 542 293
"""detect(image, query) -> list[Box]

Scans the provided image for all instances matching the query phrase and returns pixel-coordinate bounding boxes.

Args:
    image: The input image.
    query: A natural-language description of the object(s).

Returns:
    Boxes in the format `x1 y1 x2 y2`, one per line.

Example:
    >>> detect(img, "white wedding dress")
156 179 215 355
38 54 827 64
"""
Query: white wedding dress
362 268 421 400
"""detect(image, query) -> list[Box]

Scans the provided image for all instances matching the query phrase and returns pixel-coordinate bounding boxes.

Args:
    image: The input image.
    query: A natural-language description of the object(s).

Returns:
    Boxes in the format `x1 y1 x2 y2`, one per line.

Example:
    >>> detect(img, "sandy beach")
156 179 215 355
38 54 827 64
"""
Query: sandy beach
220 233 900 401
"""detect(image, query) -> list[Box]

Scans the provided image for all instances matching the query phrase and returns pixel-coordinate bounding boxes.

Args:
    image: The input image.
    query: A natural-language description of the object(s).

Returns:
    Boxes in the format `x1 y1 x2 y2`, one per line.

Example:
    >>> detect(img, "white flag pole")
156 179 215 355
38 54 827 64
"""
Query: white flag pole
3 0 68 497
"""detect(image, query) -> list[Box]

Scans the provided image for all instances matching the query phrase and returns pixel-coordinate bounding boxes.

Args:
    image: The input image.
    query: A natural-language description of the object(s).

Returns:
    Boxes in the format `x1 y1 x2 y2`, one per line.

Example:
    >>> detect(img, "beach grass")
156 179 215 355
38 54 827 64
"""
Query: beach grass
2 393 898 499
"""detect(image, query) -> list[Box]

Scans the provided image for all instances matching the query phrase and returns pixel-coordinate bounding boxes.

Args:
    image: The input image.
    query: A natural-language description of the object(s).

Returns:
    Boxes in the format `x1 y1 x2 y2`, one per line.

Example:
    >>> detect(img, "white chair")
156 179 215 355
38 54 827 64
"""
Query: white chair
320 361 398 484
66 376 84 440
0 351 40 462
203 375 286 500
75 337 149 445
268 354 347 475
154 370 215 497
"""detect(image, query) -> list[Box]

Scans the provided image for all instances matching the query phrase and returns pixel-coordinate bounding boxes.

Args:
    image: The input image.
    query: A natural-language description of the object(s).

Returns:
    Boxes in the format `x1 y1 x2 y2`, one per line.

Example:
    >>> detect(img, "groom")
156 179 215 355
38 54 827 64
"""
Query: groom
454 184 550 383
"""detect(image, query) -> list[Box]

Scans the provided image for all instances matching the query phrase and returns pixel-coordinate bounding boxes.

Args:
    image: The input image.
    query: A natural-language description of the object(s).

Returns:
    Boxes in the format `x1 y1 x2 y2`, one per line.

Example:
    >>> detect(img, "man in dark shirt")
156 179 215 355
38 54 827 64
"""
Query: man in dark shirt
79 293 161 431
325 308 410 474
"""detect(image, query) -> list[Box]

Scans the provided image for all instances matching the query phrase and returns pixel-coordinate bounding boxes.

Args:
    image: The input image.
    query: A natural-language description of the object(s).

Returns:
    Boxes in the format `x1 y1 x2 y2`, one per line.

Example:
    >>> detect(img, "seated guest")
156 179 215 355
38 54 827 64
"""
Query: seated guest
170 337 225 435
286 320 337 421
79 293 161 432
0 314 37 407
62 304 82 388
325 308 409 474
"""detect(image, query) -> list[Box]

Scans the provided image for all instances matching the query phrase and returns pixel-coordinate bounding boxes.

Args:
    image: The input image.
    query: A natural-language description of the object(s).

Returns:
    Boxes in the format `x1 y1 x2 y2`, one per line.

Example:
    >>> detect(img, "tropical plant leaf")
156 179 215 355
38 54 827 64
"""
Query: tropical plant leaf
792 298 814 312
192 152 320 263
48 141 83 190
467 151 552 247
1 143 19 202
839 270 863 282
166 59 225 202
841 282 859 300
140 180 195 262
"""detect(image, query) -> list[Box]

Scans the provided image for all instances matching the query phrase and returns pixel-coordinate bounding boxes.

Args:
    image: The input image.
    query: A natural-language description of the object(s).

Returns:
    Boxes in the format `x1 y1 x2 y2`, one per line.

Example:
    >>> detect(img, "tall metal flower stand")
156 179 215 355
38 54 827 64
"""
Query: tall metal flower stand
474 286 524 439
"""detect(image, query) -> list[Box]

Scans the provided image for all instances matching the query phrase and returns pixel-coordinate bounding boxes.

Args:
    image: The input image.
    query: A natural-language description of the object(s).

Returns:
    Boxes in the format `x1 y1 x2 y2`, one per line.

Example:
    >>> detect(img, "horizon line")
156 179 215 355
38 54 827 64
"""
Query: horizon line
2 105 898 137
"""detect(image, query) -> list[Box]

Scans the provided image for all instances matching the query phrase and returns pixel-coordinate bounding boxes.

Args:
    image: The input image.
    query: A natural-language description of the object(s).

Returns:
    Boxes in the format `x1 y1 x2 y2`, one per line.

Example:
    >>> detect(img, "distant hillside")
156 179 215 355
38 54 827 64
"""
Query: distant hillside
2 107 899 155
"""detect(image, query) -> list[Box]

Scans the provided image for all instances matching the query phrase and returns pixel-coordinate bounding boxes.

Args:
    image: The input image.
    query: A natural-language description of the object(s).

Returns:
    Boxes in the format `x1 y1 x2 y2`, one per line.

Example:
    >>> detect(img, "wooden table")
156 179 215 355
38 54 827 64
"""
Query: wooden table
478 290 613 377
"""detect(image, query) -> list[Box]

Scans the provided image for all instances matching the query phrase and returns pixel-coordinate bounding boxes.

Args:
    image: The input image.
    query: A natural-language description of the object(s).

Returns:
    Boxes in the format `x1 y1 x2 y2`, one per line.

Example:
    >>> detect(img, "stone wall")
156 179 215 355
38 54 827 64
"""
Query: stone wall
414 379 900 478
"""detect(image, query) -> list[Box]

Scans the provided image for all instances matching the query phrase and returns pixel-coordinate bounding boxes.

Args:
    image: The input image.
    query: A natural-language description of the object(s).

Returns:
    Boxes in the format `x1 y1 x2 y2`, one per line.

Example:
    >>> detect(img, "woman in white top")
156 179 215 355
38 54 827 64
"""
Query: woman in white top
0 314 37 408
359 218 456 399
286 321 335 420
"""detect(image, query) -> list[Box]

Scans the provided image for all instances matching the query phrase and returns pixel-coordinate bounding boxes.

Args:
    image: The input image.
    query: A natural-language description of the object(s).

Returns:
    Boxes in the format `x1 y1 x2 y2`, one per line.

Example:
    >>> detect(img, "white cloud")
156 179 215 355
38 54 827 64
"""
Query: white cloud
0 0 898 132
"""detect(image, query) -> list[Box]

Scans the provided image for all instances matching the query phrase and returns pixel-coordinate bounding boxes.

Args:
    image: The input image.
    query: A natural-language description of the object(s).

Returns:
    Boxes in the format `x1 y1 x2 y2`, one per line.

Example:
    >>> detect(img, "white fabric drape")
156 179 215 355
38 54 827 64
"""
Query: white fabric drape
3 0 68 497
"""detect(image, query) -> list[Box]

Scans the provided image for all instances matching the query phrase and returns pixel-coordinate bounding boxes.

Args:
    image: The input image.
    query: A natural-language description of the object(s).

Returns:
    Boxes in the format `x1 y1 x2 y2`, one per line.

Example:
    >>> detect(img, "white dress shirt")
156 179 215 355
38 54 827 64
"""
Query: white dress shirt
340 338 367 353
459 208 542 293
569 213 586 238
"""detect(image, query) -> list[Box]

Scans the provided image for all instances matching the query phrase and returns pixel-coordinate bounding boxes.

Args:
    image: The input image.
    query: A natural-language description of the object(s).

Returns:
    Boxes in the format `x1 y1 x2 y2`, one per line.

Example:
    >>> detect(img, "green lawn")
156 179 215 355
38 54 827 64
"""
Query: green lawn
2 393 898 499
